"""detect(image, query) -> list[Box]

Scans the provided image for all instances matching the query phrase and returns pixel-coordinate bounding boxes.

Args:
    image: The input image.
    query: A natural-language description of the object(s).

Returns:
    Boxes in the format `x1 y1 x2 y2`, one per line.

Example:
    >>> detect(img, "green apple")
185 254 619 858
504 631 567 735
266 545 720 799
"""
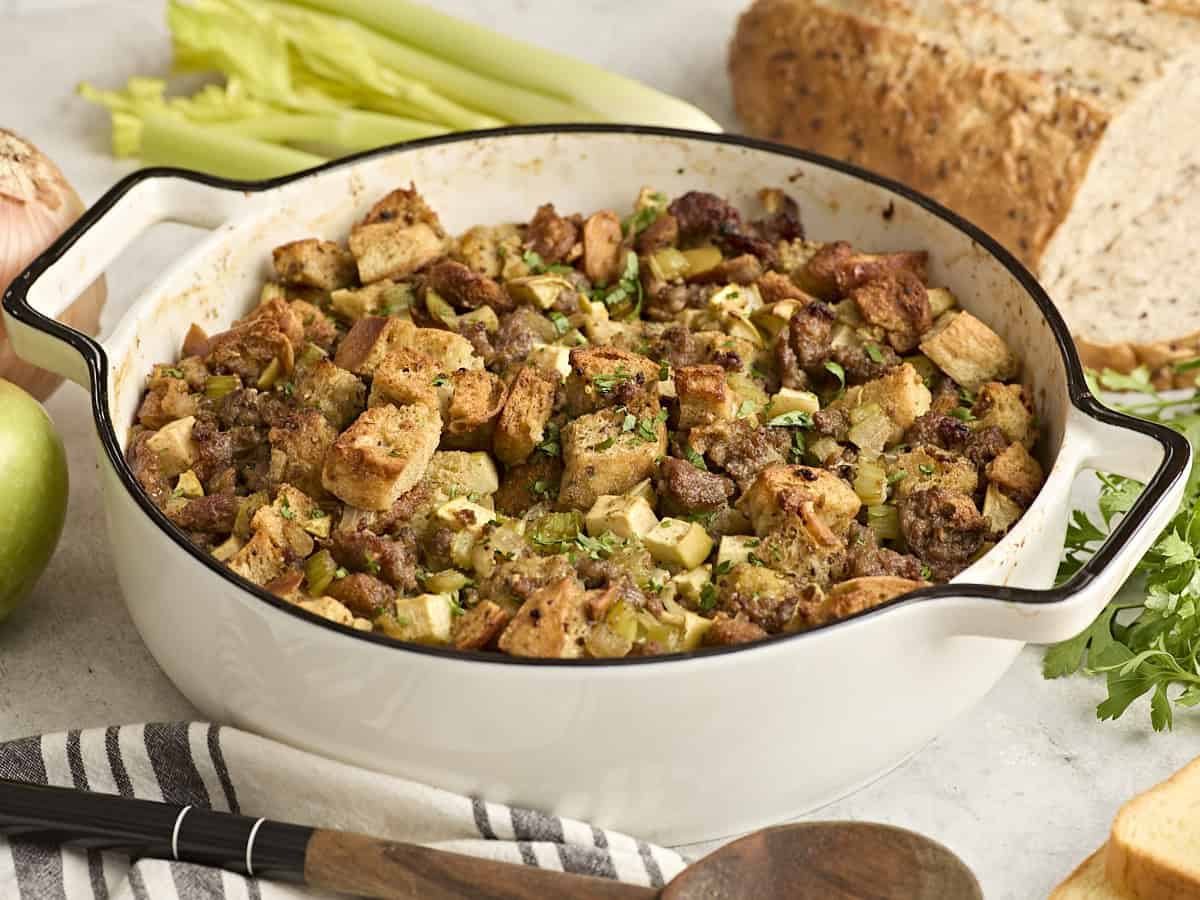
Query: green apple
0 379 68 622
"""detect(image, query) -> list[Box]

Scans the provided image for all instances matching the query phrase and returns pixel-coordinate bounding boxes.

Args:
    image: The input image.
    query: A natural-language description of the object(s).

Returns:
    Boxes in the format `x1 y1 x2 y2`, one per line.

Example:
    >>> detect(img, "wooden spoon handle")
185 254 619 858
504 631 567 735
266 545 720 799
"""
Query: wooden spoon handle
304 829 658 900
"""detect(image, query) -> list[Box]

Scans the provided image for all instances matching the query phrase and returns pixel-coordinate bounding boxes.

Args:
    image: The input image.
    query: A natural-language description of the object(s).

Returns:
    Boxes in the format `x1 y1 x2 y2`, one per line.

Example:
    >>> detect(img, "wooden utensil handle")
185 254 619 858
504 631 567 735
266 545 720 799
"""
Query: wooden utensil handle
304 829 658 900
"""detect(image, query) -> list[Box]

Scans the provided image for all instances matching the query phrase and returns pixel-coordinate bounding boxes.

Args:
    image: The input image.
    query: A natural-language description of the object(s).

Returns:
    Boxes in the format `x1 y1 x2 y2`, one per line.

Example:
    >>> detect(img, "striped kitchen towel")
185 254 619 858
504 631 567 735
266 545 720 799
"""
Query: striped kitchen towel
0 723 685 899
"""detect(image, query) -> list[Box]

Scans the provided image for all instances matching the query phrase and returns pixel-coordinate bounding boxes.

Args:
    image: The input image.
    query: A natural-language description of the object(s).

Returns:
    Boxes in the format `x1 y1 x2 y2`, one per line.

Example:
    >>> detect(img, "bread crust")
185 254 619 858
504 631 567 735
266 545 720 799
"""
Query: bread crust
1107 758 1200 899
730 0 1200 381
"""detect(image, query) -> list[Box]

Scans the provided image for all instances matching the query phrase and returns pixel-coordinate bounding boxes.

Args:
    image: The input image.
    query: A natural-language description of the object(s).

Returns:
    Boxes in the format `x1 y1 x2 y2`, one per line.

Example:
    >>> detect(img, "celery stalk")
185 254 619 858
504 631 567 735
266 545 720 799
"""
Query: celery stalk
215 110 447 151
263 1 590 125
141 110 326 178
282 0 722 131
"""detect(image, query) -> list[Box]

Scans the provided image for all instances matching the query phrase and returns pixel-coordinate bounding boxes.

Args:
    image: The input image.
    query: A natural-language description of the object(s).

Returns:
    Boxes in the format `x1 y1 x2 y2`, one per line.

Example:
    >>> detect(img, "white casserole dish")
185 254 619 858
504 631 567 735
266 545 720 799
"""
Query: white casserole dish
3 127 1189 844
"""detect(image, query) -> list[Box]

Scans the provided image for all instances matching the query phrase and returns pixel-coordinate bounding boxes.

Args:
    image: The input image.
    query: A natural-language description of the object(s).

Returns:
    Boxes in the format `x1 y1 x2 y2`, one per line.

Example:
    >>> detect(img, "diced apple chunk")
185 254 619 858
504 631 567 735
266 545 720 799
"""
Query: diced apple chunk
671 565 712 603
146 416 198 479
644 518 714 569
767 387 820 419
678 609 714 651
717 535 760 569
436 496 496 535
379 593 454 645
585 495 659 541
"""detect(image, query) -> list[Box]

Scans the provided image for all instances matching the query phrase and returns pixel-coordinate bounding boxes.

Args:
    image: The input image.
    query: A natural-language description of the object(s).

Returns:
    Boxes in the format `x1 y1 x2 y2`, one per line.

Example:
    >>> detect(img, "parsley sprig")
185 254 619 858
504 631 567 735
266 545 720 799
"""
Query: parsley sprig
1045 361 1200 731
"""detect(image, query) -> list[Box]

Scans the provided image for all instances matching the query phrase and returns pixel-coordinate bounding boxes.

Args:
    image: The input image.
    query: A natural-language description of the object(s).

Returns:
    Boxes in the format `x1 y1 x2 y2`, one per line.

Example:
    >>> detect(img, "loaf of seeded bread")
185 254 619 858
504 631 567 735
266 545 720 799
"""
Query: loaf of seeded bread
730 0 1200 382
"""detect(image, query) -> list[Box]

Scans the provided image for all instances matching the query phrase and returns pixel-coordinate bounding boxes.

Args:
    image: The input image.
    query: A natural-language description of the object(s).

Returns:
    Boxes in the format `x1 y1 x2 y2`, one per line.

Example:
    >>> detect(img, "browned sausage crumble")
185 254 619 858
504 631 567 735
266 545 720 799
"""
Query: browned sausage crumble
129 185 1043 657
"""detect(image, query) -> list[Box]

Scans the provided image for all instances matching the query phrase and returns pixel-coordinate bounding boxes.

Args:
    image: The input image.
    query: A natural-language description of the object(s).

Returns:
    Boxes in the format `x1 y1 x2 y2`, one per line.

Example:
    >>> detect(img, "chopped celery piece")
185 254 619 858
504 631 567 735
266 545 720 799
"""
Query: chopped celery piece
867 505 901 542
204 374 241 400
424 289 458 329
680 246 722 277
853 460 888 506
305 549 338 596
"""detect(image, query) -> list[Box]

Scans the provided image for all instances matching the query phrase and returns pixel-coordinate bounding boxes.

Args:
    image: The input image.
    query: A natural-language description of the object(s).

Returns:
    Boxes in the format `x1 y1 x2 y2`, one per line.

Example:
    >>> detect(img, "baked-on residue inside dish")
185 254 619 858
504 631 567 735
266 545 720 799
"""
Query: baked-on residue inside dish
127 185 1044 658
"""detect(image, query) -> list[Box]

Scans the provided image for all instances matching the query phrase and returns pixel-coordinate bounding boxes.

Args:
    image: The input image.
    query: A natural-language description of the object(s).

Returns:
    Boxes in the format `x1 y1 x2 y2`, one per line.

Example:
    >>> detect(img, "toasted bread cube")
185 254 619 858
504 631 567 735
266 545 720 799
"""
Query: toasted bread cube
565 346 659 416
498 577 588 658
626 478 657 505
426 450 500 500
418 328 482 372
644 518 713 569
248 493 314 560
452 599 512 650
805 576 926 626
717 535 759 570
985 442 1044 506
268 409 338 499
982 482 1023 535
919 311 1017 392
146 415 198 479
767 387 820 419
672 565 712 602
528 344 572 381
379 593 453 645
973 382 1036 448
850 273 932 353
443 369 507 450
322 405 441 510
270 484 330 539
455 224 519 278
211 535 243 562
227 528 288 586
436 496 496 536
334 317 418 376
739 464 862 542
585 495 659 541
887 447 978 500
829 363 932 445
348 221 444 284
330 280 414 321
559 407 667 510
272 238 357 291
369 347 441 410
494 367 557 466
294 359 365 430
675 365 737 429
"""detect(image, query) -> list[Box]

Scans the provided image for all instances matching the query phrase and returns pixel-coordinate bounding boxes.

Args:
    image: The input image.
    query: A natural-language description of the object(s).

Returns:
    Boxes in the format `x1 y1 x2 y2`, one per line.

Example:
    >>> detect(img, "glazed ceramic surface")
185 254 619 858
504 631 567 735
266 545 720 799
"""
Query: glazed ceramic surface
4 128 1189 843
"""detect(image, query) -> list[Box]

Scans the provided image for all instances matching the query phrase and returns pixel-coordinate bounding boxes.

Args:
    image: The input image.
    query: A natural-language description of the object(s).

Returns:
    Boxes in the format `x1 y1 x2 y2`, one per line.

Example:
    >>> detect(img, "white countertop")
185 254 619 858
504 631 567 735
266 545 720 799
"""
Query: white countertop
2 3 1192 897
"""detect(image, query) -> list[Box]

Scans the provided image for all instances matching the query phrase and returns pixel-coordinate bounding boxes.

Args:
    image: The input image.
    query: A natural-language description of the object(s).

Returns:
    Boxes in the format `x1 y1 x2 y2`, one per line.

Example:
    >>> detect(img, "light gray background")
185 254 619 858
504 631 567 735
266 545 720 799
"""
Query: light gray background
2 3 1193 897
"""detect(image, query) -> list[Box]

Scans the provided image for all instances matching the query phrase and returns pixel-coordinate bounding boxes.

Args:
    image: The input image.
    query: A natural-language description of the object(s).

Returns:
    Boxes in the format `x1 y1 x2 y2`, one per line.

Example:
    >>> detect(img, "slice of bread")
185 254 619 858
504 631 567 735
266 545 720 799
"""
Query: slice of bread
1051 846 1133 900
1107 757 1200 898
730 0 1200 383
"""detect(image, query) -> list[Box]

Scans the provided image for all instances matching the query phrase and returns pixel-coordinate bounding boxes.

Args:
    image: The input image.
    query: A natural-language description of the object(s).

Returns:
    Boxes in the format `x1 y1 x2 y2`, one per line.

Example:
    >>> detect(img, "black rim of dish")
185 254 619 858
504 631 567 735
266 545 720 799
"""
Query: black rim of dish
3 124 1191 668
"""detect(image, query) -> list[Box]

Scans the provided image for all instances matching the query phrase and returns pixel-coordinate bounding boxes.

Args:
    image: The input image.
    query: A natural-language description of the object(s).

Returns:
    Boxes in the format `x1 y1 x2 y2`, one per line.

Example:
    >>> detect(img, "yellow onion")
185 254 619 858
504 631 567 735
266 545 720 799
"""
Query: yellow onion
1 130 106 399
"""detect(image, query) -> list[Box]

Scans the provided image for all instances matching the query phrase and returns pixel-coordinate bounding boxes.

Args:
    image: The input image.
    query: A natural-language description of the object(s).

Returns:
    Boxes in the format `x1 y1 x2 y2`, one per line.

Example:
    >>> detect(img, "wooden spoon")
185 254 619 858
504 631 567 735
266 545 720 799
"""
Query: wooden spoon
0 779 980 899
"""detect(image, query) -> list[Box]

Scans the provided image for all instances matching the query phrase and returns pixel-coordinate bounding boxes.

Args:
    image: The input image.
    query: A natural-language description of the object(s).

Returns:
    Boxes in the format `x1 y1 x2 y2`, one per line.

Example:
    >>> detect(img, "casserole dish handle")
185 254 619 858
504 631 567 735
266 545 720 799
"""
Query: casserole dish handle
945 401 1191 643
2 172 248 389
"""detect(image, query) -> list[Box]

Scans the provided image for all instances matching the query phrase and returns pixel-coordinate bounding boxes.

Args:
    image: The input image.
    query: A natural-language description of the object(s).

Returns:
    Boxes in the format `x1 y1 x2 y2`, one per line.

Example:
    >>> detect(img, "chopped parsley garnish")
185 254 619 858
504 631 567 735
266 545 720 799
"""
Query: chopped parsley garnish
522 249 574 275
698 582 718 612
920 565 933 580
949 406 976 422
536 422 561 457
448 595 465 617
363 554 380 576
388 449 403 457
575 531 621 560
865 343 884 364
278 496 294 519
593 367 633 395
684 445 708 471
824 360 847 393
714 560 733 577
636 409 668 442
333 567 349 580
621 191 667 236
548 310 570 335
432 374 449 387
658 359 670 382
918 463 936 476
750 364 769 381
529 479 556 500
309 508 327 519
887 470 908 485
765 410 813 428
683 510 717 527
788 430 806 464
622 412 637 432
164 367 184 379
594 436 616 452
279 380 294 397
747 552 766 567
592 252 643 319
